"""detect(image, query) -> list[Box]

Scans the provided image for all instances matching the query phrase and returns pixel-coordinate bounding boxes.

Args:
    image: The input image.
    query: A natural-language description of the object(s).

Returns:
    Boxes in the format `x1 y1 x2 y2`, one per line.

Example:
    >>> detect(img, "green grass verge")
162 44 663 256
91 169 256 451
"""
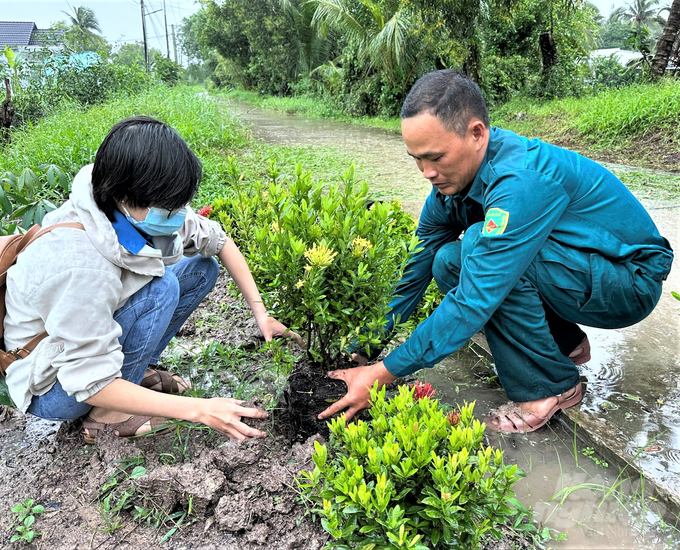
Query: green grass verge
492 79 680 170
224 80 680 173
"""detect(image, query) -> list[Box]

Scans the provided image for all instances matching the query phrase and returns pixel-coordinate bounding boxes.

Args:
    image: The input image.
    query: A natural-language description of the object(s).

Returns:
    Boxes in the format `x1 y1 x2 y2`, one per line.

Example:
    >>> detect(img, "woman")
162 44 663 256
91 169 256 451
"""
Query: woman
3 116 298 442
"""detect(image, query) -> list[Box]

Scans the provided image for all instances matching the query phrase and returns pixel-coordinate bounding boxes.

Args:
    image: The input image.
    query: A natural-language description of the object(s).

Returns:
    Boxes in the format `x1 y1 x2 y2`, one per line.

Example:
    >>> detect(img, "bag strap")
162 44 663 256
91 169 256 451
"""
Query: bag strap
1 222 85 374
28 222 85 246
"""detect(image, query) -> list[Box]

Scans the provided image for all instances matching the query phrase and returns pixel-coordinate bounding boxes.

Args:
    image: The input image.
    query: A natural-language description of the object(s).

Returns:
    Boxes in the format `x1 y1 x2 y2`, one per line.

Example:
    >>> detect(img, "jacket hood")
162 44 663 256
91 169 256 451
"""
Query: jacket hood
42 164 176 277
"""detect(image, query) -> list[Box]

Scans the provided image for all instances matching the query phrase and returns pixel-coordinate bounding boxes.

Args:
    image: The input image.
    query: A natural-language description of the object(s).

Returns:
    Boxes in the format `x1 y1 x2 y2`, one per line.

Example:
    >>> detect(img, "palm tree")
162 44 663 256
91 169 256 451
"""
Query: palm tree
307 0 417 85
61 5 106 52
652 0 680 76
618 0 665 28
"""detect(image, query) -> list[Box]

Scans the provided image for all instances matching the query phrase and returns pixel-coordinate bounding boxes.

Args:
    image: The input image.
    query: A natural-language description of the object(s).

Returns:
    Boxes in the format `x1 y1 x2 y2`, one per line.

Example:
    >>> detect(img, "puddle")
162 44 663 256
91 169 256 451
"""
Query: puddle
225 100 429 216
419 351 680 548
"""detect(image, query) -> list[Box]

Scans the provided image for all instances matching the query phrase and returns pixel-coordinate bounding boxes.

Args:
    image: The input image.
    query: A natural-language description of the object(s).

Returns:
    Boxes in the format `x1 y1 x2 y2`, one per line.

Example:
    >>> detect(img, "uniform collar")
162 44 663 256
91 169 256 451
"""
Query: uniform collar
111 209 152 254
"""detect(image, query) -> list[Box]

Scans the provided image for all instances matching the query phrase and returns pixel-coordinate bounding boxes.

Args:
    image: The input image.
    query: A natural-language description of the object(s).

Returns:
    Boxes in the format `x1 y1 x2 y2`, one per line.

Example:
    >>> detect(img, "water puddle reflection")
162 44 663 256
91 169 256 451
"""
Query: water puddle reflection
420 350 679 548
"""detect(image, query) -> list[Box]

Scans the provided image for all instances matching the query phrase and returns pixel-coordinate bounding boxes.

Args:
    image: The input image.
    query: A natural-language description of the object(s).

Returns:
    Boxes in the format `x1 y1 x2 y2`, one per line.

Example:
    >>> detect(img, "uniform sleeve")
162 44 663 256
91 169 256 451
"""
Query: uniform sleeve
359 191 463 360
179 207 228 258
384 171 570 377
28 267 126 402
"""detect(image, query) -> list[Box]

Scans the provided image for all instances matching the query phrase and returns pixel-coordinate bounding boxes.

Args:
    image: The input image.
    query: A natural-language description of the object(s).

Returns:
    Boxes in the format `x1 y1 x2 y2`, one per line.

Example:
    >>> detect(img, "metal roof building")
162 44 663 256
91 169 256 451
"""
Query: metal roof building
0 21 63 48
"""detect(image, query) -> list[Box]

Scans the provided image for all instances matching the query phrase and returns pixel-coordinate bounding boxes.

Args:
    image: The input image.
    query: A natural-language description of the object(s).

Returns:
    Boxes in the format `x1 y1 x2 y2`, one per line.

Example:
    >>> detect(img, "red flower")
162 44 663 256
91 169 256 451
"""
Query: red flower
411 381 436 401
446 410 460 426
197 205 213 217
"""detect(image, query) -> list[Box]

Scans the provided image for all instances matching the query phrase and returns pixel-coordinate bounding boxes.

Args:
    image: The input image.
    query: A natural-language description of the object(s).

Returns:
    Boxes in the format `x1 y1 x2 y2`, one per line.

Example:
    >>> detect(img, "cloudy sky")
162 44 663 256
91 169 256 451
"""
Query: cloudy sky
0 0 200 57
1 0 630 58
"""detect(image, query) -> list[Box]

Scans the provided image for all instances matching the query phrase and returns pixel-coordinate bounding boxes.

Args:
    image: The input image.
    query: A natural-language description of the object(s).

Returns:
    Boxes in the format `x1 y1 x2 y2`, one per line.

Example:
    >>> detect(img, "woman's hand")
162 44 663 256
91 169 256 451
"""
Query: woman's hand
197 397 270 440
256 314 304 348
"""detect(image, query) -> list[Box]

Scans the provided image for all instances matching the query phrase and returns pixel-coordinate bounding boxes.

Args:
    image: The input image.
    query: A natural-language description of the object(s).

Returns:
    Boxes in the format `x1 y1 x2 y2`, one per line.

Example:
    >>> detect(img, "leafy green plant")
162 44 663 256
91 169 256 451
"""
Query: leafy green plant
297 383 534 549
10 498 45 544
211 160 420 367
581 447 609 468
0 165 70 231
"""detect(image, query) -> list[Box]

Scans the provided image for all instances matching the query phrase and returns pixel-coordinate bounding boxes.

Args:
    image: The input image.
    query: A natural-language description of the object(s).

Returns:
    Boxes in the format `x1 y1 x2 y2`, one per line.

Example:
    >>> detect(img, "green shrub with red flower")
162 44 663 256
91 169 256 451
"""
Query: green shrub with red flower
297 382 535 549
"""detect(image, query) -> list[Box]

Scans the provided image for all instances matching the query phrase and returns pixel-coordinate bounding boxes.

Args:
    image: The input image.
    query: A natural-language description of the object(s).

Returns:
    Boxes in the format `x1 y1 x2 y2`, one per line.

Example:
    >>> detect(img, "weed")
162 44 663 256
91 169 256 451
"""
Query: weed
10 498 45 544
97 456 195 544
581 447 609 468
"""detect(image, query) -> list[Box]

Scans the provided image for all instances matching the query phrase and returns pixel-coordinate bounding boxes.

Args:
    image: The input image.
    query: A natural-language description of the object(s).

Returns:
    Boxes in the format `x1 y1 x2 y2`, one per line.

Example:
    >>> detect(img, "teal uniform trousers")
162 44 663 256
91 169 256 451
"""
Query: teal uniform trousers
372 128 673 402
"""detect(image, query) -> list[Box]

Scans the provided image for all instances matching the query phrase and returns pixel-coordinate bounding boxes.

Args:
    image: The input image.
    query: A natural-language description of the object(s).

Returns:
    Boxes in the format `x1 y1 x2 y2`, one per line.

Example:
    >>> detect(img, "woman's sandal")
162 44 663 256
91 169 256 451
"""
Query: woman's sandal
81 414 173 444
141 368 189 394
485 383 584 434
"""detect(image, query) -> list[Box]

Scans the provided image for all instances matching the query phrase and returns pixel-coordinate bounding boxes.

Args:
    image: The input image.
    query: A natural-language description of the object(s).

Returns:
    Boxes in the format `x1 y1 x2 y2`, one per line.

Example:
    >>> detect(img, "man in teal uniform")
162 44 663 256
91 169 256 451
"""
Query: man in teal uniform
319 70 673 433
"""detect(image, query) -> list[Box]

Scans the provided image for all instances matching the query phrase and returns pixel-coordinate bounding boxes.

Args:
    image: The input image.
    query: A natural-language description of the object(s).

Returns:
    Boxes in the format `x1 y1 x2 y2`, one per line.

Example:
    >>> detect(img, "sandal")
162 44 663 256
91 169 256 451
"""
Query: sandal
485 383 583 434
141 368 189 393
568 336 591 365
81 414 173 444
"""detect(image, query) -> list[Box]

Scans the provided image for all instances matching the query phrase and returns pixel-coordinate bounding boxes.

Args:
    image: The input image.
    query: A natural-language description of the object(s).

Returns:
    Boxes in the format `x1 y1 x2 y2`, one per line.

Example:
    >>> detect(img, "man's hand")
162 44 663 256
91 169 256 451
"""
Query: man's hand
256 315 304 348
351 353 368 366
318 361 397 421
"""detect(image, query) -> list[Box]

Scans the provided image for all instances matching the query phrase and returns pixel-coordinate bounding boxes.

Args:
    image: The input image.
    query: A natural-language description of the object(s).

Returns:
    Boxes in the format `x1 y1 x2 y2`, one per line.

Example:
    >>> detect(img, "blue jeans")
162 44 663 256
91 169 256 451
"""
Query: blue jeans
432 222 663 402
27 255 220 421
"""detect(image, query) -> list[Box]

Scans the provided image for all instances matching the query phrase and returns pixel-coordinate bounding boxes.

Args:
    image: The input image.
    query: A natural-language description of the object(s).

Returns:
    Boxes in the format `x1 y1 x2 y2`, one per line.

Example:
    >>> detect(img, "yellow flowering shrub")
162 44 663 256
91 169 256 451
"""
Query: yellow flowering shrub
211 160 419 367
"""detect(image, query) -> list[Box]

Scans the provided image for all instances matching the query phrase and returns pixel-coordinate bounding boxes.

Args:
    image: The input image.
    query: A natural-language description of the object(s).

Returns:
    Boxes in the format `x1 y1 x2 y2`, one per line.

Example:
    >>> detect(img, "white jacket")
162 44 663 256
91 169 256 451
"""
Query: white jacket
4 164 227 412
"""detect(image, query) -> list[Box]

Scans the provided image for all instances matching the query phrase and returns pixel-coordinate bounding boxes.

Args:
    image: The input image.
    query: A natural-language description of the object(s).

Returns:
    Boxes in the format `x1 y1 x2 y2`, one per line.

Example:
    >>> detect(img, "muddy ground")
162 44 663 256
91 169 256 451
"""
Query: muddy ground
0 271 534 549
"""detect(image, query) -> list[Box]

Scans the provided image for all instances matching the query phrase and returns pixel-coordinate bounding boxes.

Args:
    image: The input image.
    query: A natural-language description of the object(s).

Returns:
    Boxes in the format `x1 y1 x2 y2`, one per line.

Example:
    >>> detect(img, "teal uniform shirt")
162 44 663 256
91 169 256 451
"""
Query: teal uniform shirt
381 127 674 378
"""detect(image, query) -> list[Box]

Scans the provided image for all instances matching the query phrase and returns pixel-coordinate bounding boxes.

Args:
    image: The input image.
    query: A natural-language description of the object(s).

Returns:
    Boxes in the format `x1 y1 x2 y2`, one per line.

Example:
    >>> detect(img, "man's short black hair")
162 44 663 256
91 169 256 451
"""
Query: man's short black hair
92 116 202 221
401 70 490 137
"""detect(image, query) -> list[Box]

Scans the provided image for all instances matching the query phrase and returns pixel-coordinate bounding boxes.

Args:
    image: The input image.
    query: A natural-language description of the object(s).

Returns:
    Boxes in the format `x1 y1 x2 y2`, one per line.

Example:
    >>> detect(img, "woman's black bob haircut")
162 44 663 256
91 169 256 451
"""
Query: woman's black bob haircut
92 116 202 221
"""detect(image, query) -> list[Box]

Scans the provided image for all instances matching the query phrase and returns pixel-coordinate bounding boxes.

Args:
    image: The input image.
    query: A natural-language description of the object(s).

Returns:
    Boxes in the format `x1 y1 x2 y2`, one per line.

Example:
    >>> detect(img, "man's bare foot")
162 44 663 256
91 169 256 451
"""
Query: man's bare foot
485 383 583 433
569 336 591 365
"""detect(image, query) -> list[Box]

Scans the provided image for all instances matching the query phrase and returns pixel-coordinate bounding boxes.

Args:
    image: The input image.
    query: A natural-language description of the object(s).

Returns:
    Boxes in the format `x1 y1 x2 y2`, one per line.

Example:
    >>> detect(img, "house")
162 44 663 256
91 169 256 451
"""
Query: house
0 21 64 50
590 48 643 66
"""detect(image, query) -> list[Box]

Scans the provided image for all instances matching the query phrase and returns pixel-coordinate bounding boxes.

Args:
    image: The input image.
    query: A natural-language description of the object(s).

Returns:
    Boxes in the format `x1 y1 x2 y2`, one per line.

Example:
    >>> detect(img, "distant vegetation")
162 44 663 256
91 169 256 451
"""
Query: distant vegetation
182 0 680 118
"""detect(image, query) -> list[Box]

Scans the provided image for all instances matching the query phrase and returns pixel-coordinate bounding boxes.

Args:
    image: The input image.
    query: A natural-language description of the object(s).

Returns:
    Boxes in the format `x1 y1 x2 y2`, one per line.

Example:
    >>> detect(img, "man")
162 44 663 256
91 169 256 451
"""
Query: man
319 70 673 433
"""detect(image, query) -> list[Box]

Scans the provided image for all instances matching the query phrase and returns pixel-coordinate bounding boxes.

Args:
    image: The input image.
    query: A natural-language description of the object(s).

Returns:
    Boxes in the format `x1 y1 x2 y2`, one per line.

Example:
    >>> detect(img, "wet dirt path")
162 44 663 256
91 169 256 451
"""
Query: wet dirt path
226 100 680 547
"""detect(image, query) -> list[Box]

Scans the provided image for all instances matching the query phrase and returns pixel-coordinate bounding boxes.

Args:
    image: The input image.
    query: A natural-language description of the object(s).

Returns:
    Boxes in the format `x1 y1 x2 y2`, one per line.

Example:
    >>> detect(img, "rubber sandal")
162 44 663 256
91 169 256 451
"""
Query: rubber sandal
568 336 591 365
141 368 189 393
81 414 173 444
485 383 583 434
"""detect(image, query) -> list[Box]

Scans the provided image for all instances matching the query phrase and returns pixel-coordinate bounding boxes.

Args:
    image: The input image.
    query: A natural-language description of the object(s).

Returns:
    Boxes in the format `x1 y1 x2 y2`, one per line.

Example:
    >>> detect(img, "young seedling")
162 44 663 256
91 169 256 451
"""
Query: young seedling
10 498 45 544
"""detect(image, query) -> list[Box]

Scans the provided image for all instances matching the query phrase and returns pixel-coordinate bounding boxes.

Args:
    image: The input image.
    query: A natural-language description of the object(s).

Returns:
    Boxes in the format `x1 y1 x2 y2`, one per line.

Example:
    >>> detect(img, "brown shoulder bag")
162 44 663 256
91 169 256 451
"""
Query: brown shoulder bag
0 222 85 376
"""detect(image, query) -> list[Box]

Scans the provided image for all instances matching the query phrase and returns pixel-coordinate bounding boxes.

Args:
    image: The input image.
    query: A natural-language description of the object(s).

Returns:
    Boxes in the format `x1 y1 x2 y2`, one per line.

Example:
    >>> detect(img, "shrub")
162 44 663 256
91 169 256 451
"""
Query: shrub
211 160 419 367
0 165 69 232
297 384 534 549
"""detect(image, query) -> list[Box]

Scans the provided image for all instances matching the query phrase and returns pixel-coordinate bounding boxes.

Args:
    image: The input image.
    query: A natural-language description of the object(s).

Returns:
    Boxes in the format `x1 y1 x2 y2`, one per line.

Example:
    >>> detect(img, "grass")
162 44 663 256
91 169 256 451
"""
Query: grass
492 78 680 172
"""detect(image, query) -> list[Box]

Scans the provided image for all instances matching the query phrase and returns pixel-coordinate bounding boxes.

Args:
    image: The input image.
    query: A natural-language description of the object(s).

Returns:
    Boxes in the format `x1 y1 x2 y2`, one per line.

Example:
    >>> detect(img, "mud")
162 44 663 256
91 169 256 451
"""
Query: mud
0 269 533 549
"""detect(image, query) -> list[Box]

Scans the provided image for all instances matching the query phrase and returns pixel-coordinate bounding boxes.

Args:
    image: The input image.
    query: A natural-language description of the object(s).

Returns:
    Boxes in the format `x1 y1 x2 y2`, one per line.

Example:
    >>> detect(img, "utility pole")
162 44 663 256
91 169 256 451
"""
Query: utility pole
172 24 178 64
163 0 170 59
140 0 149 72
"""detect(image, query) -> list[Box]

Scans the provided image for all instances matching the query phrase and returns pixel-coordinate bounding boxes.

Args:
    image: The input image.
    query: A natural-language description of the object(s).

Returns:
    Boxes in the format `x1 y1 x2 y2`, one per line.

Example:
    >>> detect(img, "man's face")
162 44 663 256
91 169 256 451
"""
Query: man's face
401 113 489 196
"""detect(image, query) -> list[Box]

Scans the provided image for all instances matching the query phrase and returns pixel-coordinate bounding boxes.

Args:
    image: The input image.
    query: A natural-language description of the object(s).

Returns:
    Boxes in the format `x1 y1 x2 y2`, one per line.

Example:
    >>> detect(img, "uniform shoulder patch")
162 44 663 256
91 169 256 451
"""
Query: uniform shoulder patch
482 207 509 236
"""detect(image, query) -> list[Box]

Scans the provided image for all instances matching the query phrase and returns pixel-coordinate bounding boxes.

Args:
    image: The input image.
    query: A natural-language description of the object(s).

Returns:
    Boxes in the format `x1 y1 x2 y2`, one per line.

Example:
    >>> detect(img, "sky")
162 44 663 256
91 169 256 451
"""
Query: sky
0 0 201 58
1 0 631 59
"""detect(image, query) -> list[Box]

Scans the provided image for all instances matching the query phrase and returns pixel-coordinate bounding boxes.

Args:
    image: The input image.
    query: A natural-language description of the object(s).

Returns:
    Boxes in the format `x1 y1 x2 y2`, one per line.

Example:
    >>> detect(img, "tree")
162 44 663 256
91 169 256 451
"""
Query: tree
61 5 106 52
111 43 148 68
651 0 680 76
617 0 664 28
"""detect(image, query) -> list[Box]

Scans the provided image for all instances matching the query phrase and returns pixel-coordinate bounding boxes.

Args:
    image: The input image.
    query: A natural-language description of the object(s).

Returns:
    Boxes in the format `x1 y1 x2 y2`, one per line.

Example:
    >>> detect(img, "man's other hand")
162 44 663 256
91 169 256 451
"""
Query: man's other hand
318 361 397 421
